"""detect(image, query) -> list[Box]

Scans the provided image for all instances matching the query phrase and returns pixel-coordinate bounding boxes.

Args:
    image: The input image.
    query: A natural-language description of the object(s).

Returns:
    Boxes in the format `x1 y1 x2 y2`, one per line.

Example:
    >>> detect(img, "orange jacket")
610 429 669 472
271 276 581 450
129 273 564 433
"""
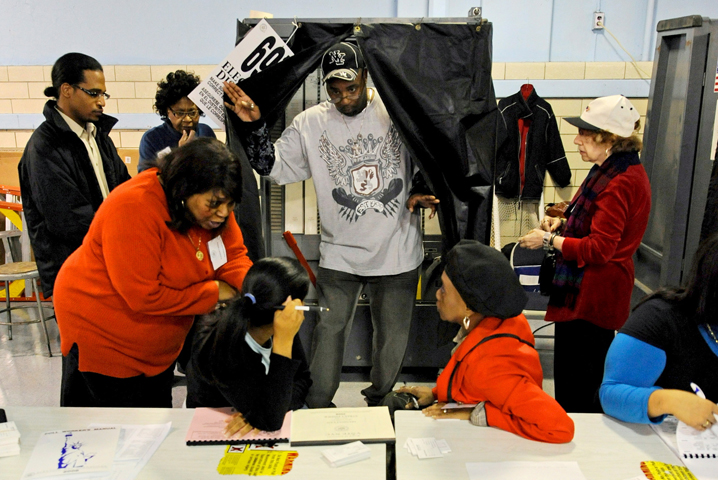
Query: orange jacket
54 169 252 378
433 315 574 443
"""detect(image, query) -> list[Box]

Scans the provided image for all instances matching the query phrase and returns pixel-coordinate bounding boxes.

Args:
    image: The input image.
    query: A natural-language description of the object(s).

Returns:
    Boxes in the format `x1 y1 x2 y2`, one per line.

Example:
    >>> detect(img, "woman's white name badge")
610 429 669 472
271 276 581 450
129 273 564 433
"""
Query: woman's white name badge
207 236 227 270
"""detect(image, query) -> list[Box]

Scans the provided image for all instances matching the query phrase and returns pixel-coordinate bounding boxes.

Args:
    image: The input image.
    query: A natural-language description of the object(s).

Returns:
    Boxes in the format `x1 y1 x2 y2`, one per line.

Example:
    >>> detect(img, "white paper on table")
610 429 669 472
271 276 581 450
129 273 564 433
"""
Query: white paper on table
650 415 681 457
321 441 371 467
0 420 21 444
403 439 416 456
406 438 443 459
87 422 172 480
435 439 451 454
466 461 588 480
676 419 718 480
21 427 120 480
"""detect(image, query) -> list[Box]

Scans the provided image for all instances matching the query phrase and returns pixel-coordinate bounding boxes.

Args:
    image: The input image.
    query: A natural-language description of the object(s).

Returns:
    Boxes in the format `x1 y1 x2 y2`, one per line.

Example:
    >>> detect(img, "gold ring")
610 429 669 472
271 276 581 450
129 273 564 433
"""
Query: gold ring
703 421 712 428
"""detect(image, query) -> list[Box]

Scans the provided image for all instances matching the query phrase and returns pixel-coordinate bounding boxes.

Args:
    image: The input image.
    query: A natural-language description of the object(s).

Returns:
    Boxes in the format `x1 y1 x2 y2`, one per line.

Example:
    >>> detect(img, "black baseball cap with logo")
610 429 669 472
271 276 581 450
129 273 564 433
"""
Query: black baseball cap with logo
321 42 366 82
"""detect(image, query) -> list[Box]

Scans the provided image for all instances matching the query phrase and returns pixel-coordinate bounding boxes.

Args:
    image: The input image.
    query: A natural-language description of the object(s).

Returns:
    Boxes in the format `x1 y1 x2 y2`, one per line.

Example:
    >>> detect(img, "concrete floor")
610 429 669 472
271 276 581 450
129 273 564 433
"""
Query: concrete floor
0 305 554 408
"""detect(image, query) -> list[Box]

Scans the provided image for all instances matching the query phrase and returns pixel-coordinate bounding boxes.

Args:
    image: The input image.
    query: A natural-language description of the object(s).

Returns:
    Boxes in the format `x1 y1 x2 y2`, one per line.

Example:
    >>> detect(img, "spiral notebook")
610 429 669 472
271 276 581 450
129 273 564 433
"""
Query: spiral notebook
676 418 718 480
185 407 291 446
652 415 718 480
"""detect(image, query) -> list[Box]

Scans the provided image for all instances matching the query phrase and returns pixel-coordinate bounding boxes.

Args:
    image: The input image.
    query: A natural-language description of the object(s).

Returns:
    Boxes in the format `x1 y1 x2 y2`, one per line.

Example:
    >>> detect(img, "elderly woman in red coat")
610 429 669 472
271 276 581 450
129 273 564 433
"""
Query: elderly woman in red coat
520 95 651 413
398 240 574 444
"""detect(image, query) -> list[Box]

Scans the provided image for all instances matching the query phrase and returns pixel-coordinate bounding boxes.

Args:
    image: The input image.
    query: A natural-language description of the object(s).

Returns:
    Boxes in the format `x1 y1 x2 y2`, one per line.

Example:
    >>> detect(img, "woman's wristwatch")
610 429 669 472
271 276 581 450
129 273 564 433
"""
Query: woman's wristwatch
543 231 558 251
542 231 551 250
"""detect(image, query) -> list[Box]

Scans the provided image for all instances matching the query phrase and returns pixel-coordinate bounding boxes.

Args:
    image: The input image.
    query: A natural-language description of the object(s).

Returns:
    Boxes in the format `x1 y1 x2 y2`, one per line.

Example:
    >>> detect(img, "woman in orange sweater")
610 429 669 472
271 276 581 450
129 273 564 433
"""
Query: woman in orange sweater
54 138 252 408
398 240 574 444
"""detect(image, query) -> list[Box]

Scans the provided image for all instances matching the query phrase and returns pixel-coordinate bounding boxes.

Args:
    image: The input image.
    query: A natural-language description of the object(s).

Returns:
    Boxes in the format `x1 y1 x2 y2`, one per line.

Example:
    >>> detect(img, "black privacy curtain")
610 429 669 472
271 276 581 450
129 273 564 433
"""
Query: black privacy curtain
226 19 497 253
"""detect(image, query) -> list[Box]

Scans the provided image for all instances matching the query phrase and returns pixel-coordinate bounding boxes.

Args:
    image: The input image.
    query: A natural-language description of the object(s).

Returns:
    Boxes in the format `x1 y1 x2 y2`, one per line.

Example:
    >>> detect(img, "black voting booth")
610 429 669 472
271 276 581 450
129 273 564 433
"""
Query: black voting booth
226 13 498 369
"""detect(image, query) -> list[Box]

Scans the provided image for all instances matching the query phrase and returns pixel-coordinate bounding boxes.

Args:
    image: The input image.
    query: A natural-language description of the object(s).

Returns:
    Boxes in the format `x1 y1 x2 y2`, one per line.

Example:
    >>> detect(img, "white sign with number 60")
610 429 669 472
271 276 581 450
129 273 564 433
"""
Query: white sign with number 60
188 19 293 130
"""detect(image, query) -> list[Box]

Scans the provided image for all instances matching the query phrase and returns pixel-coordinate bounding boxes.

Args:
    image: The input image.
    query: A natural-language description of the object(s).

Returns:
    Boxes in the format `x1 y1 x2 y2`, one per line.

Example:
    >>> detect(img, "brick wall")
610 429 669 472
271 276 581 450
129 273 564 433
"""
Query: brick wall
0 61 652 237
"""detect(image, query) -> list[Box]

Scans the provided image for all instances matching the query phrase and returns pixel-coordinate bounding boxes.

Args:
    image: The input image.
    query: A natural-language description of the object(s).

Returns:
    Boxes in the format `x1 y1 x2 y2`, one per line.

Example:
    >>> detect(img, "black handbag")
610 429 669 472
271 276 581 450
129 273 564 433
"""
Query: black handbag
539 249 557 296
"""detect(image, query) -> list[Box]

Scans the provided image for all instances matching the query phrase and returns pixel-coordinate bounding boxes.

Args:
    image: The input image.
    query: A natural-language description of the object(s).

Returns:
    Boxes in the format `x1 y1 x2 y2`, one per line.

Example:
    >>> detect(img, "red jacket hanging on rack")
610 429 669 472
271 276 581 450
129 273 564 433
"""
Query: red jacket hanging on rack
495 87 571 200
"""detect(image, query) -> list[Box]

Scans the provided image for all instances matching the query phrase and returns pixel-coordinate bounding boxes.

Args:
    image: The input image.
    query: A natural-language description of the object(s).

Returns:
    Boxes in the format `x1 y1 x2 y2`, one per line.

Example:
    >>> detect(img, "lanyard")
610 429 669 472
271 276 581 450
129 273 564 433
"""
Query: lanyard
446 333 534 403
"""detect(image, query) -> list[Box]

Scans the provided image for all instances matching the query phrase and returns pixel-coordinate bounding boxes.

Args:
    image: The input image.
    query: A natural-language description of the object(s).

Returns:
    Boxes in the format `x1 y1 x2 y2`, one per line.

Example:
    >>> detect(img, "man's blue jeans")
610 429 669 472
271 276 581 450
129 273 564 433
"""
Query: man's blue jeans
305 266 420 407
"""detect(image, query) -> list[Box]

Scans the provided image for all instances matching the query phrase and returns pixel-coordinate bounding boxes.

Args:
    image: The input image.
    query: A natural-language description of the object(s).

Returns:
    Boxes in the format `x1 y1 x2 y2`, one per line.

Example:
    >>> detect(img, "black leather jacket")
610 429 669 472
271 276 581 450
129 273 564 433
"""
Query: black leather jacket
495 89 571 200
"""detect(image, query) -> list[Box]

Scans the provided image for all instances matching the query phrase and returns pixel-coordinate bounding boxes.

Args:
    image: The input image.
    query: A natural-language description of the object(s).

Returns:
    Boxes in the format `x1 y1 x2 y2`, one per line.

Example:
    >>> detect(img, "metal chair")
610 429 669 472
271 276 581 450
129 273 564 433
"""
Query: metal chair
0 261 52 356
0 188 53 356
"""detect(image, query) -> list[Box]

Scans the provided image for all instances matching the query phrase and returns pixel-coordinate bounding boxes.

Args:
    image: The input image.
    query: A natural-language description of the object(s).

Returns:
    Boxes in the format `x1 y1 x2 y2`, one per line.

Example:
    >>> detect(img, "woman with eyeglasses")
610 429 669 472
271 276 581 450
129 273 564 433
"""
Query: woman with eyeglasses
138 70 216 173
519 95 651 414
54 138 252 408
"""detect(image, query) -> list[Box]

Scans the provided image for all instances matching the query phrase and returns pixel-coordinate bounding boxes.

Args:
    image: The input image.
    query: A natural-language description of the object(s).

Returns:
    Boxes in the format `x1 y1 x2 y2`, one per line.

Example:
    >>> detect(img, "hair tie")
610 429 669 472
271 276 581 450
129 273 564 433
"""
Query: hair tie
244 293 257 304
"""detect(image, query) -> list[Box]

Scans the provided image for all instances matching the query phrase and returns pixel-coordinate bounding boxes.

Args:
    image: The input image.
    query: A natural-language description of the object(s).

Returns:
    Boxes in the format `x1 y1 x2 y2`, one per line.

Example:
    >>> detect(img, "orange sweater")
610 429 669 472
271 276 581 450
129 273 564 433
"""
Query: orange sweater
433 315 574 444
54 169 252 378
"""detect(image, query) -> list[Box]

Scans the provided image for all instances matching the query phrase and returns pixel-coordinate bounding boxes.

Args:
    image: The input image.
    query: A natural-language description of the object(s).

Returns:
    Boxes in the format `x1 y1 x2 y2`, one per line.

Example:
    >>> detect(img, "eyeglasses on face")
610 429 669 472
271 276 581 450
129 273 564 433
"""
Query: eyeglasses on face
169 107 200 119
72 85 110 100
326 83 364 104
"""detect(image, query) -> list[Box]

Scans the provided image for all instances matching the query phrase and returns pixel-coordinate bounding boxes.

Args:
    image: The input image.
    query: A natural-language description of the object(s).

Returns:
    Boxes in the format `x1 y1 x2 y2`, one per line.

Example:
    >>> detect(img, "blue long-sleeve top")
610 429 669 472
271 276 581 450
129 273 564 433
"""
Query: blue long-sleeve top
600 333 666 424
600 325 718 424
138 120 216 173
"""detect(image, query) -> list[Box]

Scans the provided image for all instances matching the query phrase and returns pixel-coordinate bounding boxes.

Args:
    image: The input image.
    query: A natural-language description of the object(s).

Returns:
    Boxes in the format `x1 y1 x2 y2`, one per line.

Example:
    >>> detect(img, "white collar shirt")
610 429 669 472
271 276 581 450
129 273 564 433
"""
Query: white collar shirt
56 107 110 198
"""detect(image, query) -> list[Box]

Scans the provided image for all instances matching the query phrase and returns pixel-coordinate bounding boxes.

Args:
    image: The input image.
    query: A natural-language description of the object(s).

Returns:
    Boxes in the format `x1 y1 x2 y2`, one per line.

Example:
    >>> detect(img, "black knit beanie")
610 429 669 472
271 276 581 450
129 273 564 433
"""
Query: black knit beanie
444 240 528 319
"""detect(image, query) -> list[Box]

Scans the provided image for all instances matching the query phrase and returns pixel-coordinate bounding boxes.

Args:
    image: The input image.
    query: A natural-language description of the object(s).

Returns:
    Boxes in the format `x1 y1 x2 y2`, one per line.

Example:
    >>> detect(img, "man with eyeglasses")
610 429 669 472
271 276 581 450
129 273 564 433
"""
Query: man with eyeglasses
18 52 131 300
223 41 439 408
137 70 216 173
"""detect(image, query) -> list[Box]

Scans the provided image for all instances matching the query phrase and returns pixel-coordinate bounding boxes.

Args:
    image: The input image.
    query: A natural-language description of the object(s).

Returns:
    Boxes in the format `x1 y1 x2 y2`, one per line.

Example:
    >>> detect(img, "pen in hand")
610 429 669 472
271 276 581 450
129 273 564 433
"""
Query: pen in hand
690 382 706 399
274 305 330 312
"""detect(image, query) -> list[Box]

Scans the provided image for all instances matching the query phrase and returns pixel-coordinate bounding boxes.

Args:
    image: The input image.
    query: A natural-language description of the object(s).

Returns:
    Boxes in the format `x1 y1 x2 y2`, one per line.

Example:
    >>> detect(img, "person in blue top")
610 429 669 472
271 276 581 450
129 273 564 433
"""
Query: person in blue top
138 70 215 172
600 233 718 431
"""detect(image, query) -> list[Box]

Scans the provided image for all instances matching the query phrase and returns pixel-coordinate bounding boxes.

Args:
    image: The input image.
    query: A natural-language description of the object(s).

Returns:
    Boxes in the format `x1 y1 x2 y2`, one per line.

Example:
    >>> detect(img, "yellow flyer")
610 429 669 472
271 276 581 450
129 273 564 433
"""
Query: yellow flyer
217 445 298 476
640 461 698 480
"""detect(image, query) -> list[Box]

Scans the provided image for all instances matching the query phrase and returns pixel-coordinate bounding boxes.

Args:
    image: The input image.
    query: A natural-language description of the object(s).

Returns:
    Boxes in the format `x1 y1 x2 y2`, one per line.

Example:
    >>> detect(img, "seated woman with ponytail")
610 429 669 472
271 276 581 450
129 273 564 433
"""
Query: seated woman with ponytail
185 257 312 433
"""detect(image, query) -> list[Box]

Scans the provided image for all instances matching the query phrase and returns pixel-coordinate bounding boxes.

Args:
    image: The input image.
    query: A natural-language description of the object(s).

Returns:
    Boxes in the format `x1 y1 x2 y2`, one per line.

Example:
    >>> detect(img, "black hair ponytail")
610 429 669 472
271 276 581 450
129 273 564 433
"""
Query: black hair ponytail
193 257 310 388
46 52 103 98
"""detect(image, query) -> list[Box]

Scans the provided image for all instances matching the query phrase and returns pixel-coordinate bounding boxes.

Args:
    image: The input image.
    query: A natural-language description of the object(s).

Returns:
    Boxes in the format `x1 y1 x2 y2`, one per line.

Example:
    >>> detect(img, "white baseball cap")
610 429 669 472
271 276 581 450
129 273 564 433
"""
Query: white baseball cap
564 95 640 137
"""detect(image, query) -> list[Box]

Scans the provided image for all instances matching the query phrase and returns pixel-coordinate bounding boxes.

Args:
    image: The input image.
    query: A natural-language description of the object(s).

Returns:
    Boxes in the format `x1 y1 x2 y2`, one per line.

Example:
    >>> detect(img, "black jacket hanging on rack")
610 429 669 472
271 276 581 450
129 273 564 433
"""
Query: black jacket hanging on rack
495 87 571 200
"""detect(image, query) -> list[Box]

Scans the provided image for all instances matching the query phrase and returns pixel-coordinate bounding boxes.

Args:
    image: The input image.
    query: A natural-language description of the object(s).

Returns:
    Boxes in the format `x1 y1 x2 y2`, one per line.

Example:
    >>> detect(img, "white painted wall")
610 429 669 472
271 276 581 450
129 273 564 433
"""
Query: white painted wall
1 0 717 64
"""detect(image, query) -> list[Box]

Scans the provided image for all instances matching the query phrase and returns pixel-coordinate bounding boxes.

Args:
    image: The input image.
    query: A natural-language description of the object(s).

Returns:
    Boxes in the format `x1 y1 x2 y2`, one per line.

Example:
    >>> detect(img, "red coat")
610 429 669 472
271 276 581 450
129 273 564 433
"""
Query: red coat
546 161 651 330
433 315 575 444
54 169 253 378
